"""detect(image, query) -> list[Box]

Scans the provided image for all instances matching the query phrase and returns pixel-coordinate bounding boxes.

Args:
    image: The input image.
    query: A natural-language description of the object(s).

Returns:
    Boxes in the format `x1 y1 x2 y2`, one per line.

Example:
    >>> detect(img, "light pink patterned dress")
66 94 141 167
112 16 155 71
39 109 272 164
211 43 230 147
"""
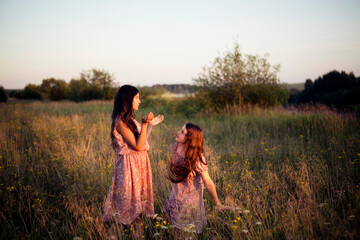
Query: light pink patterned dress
103 119 154 225
163 143 208 234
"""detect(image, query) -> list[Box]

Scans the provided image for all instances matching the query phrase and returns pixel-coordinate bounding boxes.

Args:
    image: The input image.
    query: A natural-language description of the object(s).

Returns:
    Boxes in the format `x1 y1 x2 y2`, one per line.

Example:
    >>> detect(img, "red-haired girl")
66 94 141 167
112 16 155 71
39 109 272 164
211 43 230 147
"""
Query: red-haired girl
164 122 232 234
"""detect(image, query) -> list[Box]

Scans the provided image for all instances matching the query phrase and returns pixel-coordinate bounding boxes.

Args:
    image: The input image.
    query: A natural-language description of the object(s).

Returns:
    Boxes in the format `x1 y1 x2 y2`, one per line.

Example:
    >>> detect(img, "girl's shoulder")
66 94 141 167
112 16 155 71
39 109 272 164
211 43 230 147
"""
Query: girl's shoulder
113 120 126 139
194 155 208 173
115 120 129 135
116 118 139 130
116 118 126 127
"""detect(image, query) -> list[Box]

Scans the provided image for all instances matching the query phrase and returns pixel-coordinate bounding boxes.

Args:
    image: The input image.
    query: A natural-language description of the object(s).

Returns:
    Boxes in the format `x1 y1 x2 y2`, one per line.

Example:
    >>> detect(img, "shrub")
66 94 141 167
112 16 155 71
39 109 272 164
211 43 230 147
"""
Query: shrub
41 78 69 100
194 42 286 109
0 86 8 102
69 69 117 101
22 84 43 100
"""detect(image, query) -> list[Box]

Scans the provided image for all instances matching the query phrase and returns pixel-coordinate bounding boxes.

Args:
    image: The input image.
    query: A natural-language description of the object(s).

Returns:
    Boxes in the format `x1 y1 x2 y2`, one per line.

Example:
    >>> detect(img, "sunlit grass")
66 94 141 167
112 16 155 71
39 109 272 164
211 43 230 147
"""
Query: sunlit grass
0 101 359 239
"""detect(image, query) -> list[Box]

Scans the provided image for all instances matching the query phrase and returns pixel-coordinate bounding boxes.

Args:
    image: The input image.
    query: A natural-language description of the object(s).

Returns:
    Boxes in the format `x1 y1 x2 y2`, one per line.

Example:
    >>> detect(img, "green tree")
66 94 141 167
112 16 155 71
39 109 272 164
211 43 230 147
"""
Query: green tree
41 78 69 100
79 69 116 100
69 69 117 101
23 84 43 100
295 70 360 108
194 42 286 108
0 86 8 102
69 79 89 102
304 79 313 90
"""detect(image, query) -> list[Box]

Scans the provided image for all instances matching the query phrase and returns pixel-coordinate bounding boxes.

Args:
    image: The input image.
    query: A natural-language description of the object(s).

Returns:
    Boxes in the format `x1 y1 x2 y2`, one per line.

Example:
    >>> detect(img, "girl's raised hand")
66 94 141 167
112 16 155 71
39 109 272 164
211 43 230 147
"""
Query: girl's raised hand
142 112 154 123
149 114 164 126
215 204 234 213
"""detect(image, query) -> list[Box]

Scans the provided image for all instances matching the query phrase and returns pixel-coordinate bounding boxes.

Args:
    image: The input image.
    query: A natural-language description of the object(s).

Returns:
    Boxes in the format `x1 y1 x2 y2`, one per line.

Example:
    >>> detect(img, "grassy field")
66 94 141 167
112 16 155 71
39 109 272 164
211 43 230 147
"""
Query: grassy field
0 101 359 239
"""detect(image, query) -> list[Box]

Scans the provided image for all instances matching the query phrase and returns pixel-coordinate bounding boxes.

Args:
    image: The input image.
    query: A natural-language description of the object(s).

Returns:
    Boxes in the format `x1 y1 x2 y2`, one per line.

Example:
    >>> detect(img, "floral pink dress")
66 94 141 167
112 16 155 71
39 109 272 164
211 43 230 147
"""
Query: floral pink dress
163 143 208 234
103 119 154 225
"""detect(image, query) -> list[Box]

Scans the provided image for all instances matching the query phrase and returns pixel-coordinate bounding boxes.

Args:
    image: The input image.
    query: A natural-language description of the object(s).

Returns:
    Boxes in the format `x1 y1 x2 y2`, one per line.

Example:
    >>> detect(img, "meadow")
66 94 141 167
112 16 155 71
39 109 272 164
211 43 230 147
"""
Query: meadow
0 100 359 239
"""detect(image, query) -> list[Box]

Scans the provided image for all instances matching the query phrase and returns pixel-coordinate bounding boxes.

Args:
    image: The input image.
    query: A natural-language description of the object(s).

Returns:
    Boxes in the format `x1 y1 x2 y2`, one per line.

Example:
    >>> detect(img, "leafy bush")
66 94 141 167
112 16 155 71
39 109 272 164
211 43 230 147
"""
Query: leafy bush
194 42 286 109
69 79 89 102
242 83 289 106
21 84 43 100
0 86 8 102
41 78 69 100
69 69 117 101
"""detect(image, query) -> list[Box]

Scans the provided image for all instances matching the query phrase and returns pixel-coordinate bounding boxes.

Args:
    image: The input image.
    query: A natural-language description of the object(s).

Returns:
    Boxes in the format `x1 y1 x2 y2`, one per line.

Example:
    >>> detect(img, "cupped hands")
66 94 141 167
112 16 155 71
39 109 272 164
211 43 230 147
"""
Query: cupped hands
149 114 164 126
142 112 154 123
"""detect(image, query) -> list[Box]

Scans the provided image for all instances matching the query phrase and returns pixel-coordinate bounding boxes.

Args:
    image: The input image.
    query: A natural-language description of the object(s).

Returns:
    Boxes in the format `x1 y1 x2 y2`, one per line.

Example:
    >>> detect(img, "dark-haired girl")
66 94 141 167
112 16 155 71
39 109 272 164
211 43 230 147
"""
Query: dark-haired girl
103 85 163 237
164 123 232 234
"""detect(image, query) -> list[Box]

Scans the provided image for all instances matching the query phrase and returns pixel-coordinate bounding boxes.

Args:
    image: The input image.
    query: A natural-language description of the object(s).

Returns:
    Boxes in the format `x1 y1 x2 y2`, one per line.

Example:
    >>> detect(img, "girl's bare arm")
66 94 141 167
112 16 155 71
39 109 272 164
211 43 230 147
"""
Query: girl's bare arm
117 112 153 151
200 171 233 212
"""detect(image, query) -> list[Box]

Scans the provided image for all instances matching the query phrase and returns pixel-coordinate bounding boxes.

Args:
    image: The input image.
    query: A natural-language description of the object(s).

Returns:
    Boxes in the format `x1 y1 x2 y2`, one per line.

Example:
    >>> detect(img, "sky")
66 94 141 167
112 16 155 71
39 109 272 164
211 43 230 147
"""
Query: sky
0 0 359 89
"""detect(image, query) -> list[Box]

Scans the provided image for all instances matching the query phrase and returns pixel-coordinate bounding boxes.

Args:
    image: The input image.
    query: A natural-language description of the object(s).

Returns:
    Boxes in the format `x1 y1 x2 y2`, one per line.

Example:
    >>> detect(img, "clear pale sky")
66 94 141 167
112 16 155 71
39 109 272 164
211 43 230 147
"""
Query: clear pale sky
1 0 359 89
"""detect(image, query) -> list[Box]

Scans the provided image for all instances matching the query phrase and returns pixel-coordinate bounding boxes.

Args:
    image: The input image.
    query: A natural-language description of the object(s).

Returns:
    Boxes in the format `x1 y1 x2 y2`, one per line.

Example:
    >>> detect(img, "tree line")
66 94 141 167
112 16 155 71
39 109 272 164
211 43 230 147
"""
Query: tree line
289 70 360 109
1 42 359 111
2 69 118 102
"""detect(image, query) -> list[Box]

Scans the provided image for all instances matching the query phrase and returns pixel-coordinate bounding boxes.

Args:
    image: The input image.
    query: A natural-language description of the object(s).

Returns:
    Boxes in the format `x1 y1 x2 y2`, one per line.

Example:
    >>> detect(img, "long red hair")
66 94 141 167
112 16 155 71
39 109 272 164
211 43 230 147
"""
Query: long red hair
169 123 207 183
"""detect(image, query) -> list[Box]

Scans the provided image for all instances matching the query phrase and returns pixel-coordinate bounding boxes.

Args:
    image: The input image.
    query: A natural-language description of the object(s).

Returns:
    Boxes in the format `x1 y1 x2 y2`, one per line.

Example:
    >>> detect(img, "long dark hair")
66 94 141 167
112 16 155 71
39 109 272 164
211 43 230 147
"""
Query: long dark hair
169 123 207 183
111 85 140 146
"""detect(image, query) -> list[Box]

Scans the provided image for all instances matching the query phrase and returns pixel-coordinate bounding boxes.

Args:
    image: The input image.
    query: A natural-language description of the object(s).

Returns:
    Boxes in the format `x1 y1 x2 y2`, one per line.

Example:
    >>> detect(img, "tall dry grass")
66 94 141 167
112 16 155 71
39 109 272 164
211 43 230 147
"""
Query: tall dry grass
0 101 359 239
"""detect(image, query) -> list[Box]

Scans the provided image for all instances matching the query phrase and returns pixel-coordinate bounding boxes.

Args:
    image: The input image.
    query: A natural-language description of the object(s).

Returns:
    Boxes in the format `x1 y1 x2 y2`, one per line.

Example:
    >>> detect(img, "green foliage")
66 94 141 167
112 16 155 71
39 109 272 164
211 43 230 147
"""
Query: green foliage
242 83 289 106
175 95 208 117
41 78 69 100
69 79 89 102
20 84 43 100
0 86 8 102
69 69 117 101
291 70 360 109
11 68 118 102
195 42 284 109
